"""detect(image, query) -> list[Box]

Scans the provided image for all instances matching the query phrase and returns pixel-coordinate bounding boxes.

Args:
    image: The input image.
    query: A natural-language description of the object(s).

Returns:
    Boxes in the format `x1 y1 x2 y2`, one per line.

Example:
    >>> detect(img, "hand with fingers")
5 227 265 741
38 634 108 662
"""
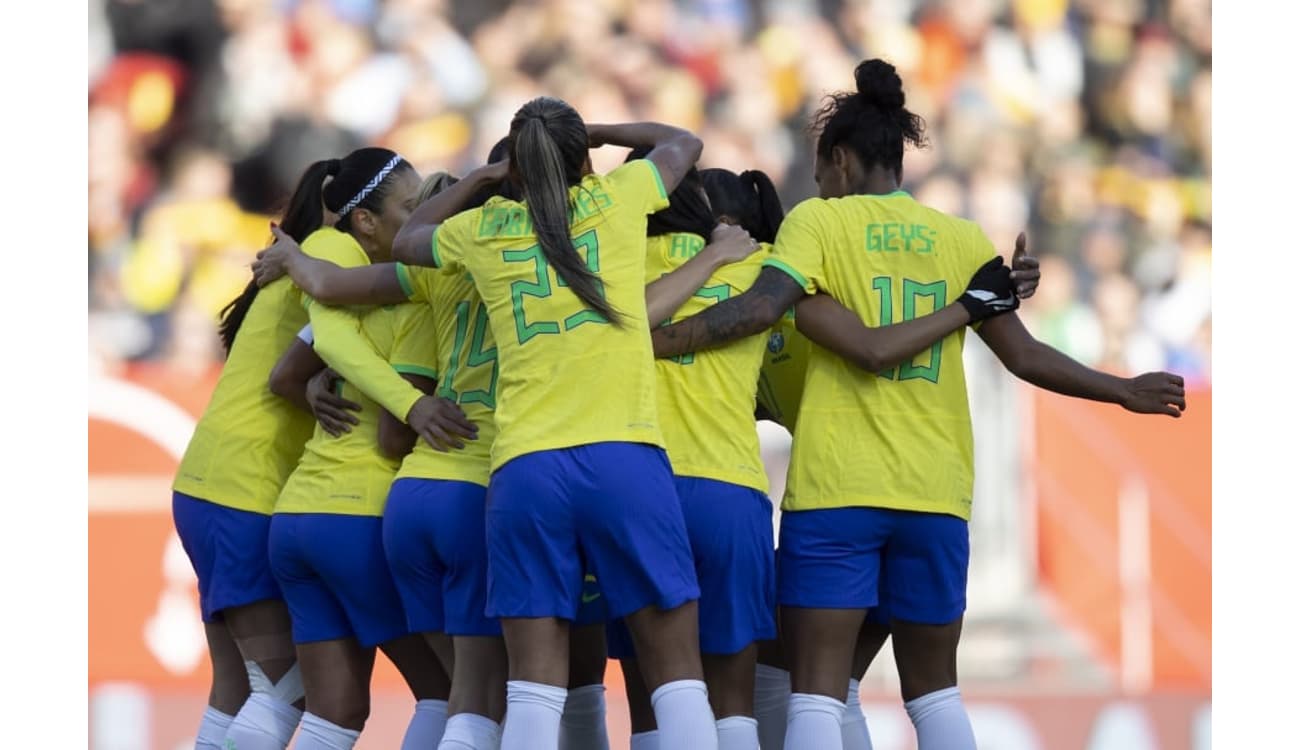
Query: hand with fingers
958 256 1019 323
704 223 761 265
253 224 303 288
405 395 479 451
306 368 361 437
1009 232 1040 300
1121 372 1188 418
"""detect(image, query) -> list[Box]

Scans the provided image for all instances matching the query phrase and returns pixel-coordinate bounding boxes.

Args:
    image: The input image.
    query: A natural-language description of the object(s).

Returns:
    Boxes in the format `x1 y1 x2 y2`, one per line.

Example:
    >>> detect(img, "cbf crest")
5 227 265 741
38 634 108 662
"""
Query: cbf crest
768 331 785 354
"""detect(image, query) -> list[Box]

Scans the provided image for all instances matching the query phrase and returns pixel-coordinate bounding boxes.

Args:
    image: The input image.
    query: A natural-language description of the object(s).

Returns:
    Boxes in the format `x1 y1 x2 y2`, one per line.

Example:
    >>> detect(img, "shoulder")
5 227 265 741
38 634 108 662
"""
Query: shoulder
302 227 367 265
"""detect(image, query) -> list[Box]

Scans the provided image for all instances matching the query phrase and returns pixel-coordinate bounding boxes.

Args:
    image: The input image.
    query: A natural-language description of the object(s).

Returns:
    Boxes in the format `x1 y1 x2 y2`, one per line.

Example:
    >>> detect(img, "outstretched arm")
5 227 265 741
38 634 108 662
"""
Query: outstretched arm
793 294 973 373
650 267 805 358
977 312 1186 417
586 122 703 196
393 161 510 267
254 226 407 305
644 224 760 326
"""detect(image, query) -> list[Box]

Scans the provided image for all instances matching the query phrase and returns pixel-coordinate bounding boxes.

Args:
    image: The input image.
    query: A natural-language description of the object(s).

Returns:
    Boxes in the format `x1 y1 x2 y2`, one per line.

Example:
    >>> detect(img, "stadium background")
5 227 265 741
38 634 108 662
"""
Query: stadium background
87 0 1211 747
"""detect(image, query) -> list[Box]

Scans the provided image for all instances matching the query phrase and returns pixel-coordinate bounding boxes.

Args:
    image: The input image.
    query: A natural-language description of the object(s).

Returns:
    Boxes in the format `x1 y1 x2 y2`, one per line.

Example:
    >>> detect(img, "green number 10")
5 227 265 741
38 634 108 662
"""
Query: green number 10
502 229 607 346
870 276 946 384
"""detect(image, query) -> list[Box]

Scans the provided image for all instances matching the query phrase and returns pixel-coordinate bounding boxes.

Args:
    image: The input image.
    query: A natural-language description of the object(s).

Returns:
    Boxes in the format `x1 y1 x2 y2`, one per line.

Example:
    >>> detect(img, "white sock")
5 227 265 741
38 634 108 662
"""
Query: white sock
196 706 235 749
559 684 610 750
650 679 718 750
784 693 843 750
224 692 302 749
840 679 872 750
438 712 502 750
629 730 659 750
904 687 975 750
501 680 568 750
753 665 790 750
717 716 759 750
295 712 360 750
402 699 449 749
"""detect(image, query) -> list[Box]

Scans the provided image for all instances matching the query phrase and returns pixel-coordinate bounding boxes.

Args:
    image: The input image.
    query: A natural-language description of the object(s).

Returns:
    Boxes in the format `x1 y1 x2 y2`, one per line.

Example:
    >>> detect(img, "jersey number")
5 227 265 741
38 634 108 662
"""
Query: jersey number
666 283 732 365
870 276 946 384
502 230 607 346
438 301 499 408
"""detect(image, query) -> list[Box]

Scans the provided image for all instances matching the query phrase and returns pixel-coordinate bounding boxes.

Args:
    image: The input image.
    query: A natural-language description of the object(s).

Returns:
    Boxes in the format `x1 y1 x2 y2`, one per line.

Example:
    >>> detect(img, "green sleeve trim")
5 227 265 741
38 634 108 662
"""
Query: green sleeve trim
395 262 415 299
393 364 439 381
644 159 668 201
762 257 813 292
429 227 444 268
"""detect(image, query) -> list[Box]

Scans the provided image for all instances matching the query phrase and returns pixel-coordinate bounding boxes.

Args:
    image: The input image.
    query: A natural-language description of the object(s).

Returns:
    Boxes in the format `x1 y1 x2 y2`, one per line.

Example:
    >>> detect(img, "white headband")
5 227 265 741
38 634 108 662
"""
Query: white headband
338 154 403 217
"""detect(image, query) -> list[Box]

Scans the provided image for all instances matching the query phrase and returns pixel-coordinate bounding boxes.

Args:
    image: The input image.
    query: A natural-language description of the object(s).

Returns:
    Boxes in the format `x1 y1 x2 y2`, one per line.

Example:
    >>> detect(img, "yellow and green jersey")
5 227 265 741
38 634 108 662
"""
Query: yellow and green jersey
276 302 440 516
172 277 314 515
646 233 769 493
296 228 427 424
426 159 671 470
765 191 996 520
393 264 499 487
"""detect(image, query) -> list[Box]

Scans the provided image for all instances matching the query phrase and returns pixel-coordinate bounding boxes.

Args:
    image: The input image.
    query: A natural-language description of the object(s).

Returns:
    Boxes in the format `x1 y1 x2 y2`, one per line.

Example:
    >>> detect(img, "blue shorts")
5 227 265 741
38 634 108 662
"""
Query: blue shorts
382 478 499 637
172 492 282 623
777 507 968 625
575 572 608 627
486 442 699 621
609 476 775 658
269 513 410 647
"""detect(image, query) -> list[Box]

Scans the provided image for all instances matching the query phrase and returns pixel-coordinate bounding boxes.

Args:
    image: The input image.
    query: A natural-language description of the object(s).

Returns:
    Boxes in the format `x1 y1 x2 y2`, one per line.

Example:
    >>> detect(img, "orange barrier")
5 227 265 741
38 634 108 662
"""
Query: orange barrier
1032 387 1211 690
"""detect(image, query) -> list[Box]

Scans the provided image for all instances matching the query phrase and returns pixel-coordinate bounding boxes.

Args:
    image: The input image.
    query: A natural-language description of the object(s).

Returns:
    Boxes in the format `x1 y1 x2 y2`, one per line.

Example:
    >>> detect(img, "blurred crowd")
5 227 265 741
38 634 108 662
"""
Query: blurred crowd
88 0 1211 384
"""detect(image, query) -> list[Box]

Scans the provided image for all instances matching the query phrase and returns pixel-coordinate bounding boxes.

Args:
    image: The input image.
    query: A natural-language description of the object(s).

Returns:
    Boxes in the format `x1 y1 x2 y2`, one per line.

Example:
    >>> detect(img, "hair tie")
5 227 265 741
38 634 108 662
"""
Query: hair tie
338 155 403 218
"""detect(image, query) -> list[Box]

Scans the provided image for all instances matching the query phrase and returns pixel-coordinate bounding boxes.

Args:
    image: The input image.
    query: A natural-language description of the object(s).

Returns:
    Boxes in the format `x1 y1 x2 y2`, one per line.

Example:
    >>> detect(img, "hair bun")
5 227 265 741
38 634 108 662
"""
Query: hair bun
325 158 343 177
854 59 905 110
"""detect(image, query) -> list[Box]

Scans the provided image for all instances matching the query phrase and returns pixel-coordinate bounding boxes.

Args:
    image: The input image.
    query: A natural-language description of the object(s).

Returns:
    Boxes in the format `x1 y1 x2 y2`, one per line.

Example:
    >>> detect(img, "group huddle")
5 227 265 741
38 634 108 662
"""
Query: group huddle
173 58 1186 750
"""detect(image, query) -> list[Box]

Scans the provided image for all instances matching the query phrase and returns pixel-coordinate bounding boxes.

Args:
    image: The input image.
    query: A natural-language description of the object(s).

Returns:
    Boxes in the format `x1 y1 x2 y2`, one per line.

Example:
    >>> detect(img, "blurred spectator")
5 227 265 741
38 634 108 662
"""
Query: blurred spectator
88 0 1211 380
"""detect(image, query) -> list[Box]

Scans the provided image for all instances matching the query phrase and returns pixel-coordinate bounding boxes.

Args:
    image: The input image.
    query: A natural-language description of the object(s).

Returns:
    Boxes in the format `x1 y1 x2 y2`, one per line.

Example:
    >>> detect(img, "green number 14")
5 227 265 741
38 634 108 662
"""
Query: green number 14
870 276 946 384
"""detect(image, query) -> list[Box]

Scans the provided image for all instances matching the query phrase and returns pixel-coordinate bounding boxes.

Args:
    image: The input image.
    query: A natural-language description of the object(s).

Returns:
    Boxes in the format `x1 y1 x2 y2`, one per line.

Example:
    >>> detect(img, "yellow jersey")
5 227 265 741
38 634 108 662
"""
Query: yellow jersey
764 191 996 520
298 228 426 424
646 232 768 492
393 263 500 487
756 308 812 433
275 302 440 516
172 277 314 515
427 159 671 470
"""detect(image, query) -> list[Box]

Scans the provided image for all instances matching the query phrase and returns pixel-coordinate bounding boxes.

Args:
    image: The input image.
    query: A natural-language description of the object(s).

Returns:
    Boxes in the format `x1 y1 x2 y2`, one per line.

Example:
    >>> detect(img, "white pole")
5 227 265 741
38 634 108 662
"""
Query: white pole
1119 476 1153 693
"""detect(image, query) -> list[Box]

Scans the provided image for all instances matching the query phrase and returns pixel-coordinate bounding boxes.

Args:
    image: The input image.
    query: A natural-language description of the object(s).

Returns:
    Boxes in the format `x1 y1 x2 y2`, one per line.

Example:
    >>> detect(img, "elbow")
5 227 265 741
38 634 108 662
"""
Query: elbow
856 350 885 373
267 366 295 400
681 133 704 165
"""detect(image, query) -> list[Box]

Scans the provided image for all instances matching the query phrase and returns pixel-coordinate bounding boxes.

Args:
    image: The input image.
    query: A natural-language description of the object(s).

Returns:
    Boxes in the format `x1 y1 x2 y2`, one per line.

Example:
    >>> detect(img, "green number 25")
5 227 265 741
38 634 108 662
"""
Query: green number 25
870 276 946 383
437 300 499 408
502 229 608 346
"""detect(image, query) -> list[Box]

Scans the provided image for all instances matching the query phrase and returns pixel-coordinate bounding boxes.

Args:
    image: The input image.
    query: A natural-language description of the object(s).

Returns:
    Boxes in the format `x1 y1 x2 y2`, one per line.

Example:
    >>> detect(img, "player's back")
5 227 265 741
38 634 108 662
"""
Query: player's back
173 278 314 514
646 232 768 492
772 191 995 519
431 159 670 470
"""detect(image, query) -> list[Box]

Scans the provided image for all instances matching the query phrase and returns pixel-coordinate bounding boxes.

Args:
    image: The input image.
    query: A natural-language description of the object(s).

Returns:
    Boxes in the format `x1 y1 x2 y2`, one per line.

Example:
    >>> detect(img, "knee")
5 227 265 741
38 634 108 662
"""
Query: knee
310 689 371 731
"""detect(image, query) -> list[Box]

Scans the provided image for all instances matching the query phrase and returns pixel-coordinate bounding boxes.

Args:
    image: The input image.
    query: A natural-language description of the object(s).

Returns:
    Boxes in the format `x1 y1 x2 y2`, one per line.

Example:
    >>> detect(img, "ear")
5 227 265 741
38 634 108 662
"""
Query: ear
831 144 854 182
351 207 378 236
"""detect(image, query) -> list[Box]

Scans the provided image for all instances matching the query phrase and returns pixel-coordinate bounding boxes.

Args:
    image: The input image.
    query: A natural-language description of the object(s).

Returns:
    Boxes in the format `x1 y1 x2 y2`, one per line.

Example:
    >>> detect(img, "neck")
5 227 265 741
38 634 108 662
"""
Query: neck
850 165 900 196
354 234 385 263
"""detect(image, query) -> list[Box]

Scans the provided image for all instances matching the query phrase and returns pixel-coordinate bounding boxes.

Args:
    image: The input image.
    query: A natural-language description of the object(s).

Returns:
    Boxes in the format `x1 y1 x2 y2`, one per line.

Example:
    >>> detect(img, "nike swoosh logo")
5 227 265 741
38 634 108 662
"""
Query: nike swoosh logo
581 592 601 604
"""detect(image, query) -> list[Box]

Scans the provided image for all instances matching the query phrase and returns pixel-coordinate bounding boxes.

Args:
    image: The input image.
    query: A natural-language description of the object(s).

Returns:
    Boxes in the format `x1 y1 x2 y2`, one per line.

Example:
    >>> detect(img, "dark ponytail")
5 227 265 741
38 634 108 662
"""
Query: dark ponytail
509 97 621 326
811 59 927 178
217 149 412 355
625 146 714 239
700 168 786 244
217 158 341 355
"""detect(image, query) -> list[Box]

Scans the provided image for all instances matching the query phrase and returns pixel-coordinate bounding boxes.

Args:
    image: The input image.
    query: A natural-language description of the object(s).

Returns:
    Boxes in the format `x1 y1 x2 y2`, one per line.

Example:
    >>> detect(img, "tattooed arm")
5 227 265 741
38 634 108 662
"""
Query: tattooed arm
651 267 805 358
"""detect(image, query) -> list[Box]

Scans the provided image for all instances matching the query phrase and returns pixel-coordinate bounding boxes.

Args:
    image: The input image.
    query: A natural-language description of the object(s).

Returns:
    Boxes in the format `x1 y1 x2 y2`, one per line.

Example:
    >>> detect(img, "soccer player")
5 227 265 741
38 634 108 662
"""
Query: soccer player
172 155 390 750
263 148 470 750
651 59 1185 750
388 100 717 750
